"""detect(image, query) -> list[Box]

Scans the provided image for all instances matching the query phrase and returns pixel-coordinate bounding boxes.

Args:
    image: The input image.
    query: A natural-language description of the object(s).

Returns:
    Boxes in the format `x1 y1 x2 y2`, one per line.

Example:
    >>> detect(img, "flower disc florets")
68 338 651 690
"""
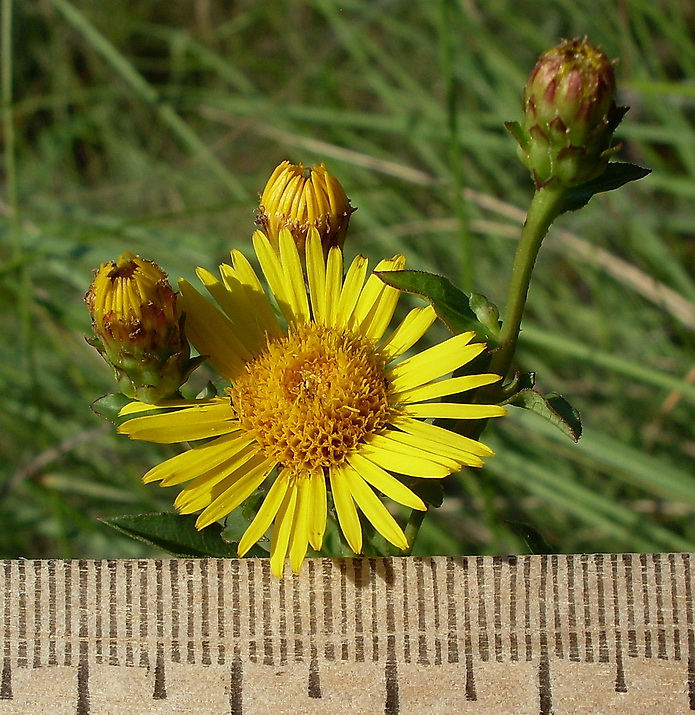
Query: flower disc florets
232 323 391 474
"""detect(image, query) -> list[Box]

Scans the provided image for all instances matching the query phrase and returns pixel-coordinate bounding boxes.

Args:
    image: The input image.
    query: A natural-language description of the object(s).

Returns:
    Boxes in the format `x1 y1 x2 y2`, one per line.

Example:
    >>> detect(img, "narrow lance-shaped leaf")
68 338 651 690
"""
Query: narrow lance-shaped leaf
562 163 651 213
507 389 582 442
376 269 495 341
90 393 133 425
102 512 267 557
506 520 557 555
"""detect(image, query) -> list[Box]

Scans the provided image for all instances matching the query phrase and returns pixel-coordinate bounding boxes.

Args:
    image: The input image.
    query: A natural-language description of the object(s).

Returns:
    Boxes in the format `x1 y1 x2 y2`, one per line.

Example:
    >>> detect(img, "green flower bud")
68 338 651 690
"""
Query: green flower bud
85 253 203 403
506 39 628 188
257 160 354 256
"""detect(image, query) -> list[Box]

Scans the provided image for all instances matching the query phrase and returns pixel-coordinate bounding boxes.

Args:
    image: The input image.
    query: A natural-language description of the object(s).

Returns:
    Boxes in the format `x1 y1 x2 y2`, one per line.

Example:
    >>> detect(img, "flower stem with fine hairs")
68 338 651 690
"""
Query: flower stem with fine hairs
401 507 429 556
489 185 568 381
403 187 566 555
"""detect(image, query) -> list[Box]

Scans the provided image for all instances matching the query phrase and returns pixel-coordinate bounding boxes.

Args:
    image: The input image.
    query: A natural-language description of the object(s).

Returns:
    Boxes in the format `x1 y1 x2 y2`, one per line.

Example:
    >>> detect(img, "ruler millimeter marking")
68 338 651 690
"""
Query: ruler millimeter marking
0 553 693 713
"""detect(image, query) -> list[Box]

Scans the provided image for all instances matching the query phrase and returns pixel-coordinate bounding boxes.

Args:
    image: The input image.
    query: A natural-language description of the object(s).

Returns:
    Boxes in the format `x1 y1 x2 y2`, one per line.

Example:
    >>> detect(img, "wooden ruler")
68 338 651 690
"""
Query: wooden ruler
0 554 692 714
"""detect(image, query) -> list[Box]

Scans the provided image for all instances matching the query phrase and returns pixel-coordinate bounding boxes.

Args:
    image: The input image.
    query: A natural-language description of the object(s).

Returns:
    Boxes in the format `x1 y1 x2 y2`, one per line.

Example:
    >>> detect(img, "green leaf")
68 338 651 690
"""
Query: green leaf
375 269 491 339
194 381 220 400
518 372 536 389
562 162 651 212
220 509 251 544
241 489 266 521
90 393 132 425
506 520 556 554
408 479 444 508
468 293 501 342
504 120 527 149
101 512 266 557
361 519 397 557
499 371 536 398
507 389 582 442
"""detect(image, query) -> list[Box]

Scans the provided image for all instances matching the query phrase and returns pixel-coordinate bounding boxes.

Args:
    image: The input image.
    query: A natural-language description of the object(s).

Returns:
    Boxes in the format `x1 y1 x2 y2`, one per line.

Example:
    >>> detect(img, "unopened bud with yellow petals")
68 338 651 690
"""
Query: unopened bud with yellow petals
257 160 354 255
85 253 203 403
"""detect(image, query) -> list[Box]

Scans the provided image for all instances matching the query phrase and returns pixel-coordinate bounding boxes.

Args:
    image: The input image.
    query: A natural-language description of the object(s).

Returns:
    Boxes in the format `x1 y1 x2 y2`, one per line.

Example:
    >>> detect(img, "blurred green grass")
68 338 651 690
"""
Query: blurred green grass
2 0 694 558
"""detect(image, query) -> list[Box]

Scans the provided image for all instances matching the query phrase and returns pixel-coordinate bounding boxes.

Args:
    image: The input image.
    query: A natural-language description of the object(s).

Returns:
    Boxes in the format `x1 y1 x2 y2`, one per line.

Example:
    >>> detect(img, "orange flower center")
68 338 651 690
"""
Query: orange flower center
231 323 391 474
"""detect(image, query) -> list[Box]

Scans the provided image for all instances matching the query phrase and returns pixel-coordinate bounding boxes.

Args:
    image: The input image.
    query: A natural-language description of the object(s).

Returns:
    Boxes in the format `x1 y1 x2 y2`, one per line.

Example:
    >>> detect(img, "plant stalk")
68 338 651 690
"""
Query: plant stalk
489 186 567 381
401 506 429 556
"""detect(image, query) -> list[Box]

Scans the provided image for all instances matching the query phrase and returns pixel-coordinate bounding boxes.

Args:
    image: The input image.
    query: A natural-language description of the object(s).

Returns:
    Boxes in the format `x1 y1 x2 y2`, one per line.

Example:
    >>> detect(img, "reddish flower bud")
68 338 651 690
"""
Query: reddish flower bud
507 39 628 188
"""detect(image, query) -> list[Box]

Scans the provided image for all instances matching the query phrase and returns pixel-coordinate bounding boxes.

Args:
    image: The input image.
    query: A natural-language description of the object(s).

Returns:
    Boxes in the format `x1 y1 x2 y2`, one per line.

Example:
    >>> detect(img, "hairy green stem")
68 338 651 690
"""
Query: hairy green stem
489 186 567 381
401 506 429 556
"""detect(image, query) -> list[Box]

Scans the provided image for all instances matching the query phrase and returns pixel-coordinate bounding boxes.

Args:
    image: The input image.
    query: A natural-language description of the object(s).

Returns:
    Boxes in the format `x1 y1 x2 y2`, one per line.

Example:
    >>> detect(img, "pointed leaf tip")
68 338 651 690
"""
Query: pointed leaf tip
101 512 241 557
507 389 582 442
562 162 651 212
375 269 494 341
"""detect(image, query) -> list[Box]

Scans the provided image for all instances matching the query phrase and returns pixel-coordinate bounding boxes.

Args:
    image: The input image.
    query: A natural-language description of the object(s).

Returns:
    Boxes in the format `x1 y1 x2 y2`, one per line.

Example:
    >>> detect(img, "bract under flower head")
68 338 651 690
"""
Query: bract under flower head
118 230 506 576
257 160 354 255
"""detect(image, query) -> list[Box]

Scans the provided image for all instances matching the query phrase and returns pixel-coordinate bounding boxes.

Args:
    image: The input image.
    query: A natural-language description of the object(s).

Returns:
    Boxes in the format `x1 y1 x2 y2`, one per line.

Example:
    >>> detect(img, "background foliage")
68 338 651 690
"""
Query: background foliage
2 0 694 558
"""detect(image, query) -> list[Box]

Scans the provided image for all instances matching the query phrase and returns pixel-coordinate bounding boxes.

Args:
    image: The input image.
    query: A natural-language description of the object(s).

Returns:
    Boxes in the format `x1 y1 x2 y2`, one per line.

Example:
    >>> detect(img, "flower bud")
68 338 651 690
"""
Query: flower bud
257 160 354 255
85 253 201 403
507 38 628 188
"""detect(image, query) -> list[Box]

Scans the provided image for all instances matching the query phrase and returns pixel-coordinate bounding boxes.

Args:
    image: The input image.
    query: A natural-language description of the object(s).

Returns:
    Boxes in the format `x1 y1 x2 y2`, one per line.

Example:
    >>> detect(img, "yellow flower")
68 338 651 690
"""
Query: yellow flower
118 230 506 576
85 253 198 403
257 160 353 255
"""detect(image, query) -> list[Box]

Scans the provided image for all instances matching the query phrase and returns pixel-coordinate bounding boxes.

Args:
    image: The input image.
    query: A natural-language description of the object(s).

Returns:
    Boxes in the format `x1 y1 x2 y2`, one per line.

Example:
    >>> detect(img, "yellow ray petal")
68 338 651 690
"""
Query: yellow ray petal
305 229 326 323
329 464 362 554
157 437 257 488
173 443 263 510
386 333 481 392
396 373 501 404
141 433 254 486
402 403 508 420
349 255 405 341
343 462 408 551
278 229 310 323
365 432 461 471
252 230 297 324
378 305 437 362
178 279 252 381
194 455 275 529
227 250 282 339
238 469 290 556
347 452 425 511
270 480 299 578
375 428 483 468
289 478 312 573
118 400 237 444
324 245 344 326
308 470 327 550
390 414 495 458
358 439 455 479
217 267 269 348
175 446 259 513
119 398 216 417
334 255 369 328
196 266 264 353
